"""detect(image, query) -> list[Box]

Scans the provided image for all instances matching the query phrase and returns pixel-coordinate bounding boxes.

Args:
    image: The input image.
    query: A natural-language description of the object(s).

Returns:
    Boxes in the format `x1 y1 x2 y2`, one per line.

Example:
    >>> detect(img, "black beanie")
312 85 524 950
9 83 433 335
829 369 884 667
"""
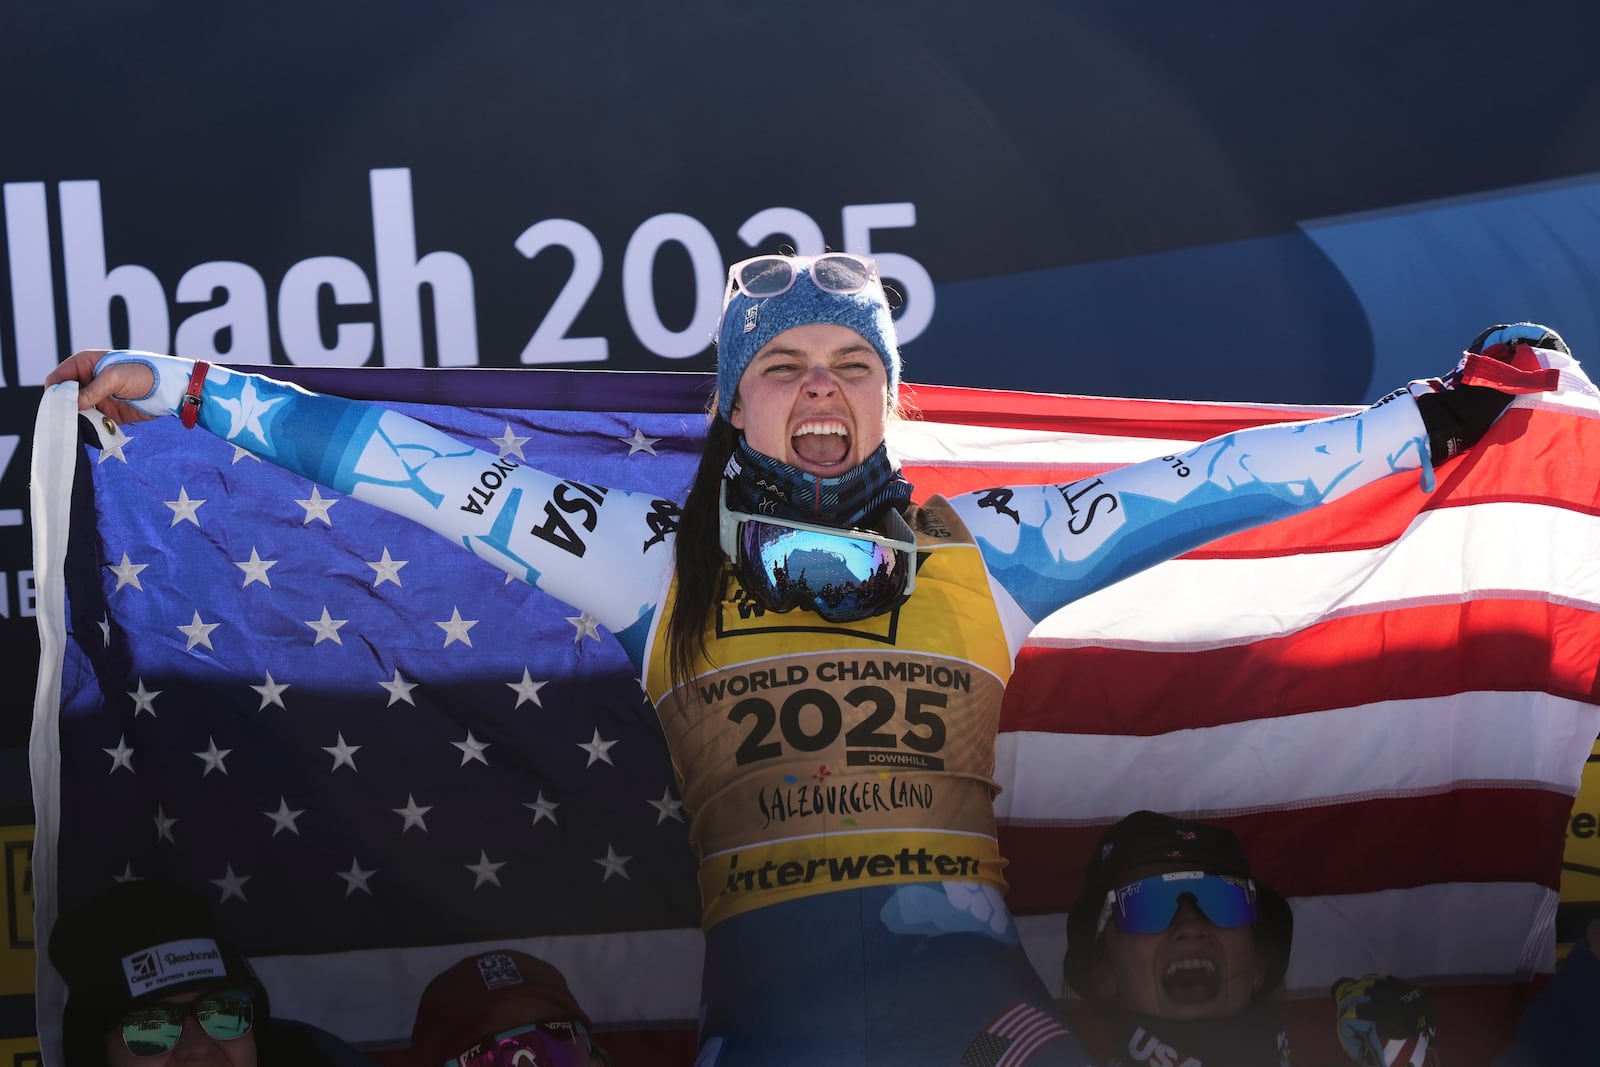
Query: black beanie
48 879 268 1067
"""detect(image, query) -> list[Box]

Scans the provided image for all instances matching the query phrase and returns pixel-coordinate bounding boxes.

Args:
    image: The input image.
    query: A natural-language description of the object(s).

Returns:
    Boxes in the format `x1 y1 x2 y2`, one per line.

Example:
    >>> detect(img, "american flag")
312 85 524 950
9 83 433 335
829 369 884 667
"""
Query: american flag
960 1002 1076 1067
31 350 1600 1062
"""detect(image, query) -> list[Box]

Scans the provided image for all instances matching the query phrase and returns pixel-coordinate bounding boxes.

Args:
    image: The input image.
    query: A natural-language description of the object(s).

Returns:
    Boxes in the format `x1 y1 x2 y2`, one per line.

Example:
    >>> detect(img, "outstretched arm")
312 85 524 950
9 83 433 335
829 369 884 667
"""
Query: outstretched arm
46 350 680 664
950 325 1564 626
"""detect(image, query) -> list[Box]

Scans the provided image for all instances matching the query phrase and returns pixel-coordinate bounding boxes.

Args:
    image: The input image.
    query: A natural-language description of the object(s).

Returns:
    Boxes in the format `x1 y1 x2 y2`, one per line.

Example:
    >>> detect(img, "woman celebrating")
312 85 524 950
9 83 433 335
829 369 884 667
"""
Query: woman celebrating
47 253 1559 1066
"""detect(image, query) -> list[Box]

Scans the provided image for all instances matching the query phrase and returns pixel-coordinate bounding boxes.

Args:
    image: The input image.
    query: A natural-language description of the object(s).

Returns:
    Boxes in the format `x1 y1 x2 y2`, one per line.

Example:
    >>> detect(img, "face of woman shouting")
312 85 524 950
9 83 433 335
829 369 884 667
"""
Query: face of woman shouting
729 324 891 477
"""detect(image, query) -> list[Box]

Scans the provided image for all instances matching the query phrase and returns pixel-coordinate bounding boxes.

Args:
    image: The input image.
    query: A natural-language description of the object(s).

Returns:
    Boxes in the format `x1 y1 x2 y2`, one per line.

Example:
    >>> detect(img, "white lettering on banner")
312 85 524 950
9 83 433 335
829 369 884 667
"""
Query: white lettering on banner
0 435 20 526
621 213 723 360
844 202 935 342
61 180 172 357
371 167 479 368
0 571 39 619
175 261 273 362
514 218 608 365
0 171 931 383
4 183 56 388
279 256 376 366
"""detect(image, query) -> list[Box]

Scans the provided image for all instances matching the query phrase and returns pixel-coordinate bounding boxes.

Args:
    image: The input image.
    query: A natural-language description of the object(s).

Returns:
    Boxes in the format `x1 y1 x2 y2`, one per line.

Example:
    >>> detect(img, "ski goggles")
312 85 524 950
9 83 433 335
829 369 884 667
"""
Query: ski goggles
719 485 916 623
722 252 880 310
115 988 254 1056
1096 871 1259 936
445 1019 595 1067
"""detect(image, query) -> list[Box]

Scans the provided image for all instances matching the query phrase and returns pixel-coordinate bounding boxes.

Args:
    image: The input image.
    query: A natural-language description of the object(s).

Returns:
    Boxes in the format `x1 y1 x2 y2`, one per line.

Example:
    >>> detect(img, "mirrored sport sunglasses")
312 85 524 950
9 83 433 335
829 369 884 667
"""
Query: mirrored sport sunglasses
719 485 916 624
1096 871 1259 936
116 989 255 1056
445 1019 595 1067
722 252 880 310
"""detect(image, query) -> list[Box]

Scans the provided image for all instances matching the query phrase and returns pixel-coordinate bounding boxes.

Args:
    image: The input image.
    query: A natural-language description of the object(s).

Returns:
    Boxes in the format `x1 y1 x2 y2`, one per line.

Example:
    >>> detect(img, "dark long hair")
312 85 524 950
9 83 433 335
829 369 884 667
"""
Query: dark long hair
665 409 739 695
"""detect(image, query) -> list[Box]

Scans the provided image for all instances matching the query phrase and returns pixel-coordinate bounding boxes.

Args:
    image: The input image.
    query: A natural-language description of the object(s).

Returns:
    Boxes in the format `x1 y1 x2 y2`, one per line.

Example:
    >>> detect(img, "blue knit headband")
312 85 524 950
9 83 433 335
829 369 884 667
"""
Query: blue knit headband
715 260 900 418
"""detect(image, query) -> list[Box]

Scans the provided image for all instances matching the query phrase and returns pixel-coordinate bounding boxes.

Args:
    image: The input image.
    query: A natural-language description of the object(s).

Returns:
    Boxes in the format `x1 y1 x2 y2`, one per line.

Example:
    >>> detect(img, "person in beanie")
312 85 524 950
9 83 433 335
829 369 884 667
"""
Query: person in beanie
47 878 376 1067
1060 810 1295 1066
410 950 609 1067
48 250 1566 1065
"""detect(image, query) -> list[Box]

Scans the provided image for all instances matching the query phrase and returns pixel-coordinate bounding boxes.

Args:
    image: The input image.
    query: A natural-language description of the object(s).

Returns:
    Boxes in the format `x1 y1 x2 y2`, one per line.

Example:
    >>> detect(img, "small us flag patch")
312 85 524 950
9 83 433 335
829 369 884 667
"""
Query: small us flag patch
960 1002 1075 1066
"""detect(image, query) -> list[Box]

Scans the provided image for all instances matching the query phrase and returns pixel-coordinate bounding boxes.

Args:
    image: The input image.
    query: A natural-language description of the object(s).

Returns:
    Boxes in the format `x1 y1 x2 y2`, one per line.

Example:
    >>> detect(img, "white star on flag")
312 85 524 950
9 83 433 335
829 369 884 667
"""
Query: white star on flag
96 425 130 464
452 732 491 767
128 679 161 717
524 793 560 827
153 806 177 844
366 548 408 587
322 733 361 772
578 728 617 768
192 737 232 777
306 607 348 645
263 798 305 837
436 607 479 648
164 486 205 526
109 552 148 591
595 845 631 882
211 864 251 903
380 669 418 707
566 611 601 643
490 425 531 460
649 788 684 824
234 547 277 587
393 794 433 833
507 668 548 708
177 611 220 651
338 860 377 897
296 485 338 525
251 671 289 710
466 851 506 889
618 428 661 455
103 735 135 774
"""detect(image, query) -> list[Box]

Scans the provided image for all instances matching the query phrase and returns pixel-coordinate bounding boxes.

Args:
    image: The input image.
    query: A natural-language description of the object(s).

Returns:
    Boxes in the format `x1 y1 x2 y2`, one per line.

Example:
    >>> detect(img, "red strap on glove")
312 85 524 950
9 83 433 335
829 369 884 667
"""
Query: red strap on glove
180 360 210 429
1459 343 1560 395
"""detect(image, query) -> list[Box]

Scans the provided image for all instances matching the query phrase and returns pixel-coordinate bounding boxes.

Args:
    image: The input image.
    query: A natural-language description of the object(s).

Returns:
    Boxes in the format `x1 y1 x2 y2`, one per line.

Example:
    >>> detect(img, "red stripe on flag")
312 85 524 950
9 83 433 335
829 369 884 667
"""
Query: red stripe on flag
999 787 1575 912
1005 600 1600 735
905 382 1339 437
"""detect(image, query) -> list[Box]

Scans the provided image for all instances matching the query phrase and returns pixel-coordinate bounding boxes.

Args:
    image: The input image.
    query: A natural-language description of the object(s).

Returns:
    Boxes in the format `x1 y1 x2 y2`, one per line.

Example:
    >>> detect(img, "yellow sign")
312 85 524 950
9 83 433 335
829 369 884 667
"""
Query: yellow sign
0 824 32 999
1560 738 1600 904
0 1037 39 1067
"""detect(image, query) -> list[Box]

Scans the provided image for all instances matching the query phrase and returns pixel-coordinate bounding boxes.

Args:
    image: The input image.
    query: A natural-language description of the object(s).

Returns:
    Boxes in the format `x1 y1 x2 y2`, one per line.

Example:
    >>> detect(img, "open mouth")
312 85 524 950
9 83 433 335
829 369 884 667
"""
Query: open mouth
791 420 851 469
1161 958 1221 1005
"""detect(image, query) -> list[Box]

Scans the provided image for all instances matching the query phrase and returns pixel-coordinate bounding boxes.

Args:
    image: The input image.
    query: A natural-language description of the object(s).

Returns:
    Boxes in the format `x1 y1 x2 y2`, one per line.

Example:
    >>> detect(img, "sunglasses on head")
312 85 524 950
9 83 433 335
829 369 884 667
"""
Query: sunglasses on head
115 988 254 1056
1096 871 1259 936
444 1019 595 1067
722 253 880 311
718 484 916 623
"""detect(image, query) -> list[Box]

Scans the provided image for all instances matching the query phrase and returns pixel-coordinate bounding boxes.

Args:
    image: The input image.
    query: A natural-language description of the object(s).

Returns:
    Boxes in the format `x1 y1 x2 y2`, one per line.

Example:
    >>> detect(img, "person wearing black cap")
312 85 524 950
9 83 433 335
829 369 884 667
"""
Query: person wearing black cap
1061 810 1295 1066
47 878 377 1067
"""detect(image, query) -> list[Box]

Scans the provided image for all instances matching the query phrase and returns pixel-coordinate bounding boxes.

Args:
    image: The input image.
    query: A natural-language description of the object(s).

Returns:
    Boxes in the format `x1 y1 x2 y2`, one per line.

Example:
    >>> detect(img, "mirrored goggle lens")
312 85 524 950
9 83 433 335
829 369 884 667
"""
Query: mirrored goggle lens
737 518 910 623
1100 872 1258 935
120 991 254 1056
453 1021 592 1067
